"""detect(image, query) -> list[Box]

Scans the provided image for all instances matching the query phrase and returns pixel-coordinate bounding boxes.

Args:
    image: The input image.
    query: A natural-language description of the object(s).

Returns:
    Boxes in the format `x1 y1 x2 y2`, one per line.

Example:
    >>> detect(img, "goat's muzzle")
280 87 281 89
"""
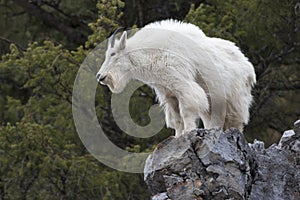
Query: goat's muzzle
96 73 107 84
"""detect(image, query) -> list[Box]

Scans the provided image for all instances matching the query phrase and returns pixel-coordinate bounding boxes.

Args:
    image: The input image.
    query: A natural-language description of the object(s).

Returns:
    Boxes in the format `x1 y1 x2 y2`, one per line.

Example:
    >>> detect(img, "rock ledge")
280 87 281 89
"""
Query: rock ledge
144 120 300 200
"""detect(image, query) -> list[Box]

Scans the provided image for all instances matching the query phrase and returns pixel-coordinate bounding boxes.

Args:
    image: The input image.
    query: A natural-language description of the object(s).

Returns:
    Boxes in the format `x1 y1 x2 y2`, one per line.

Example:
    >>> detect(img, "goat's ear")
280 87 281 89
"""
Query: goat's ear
119 31 127 50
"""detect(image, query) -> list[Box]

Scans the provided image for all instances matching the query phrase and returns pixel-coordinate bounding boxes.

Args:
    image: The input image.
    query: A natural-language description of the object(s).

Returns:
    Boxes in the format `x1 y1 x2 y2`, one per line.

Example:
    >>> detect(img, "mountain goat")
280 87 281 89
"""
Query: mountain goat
96 20 256 137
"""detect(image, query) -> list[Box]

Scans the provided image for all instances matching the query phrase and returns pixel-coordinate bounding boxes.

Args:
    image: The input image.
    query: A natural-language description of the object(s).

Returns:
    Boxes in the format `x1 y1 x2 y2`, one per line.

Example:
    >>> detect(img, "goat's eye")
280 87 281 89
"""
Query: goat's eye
110 52 116 56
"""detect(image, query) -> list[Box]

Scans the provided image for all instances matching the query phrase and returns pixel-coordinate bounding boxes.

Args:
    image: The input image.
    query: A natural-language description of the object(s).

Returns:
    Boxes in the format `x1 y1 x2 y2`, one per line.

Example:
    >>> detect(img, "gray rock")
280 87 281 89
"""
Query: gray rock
249 139 265 151
152 192 170 200
144 120 300 200
278 130 296 149
294 119 300 135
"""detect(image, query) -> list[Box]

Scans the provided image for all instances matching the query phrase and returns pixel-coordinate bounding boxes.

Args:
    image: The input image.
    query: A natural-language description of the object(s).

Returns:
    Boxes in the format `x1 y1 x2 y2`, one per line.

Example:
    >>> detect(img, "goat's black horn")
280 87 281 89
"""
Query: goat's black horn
109 27 125 48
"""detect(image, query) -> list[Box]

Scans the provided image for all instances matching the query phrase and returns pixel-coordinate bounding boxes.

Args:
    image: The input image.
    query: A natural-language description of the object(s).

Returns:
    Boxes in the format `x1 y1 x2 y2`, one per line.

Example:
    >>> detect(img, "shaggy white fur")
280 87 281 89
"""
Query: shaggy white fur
97 19 256 137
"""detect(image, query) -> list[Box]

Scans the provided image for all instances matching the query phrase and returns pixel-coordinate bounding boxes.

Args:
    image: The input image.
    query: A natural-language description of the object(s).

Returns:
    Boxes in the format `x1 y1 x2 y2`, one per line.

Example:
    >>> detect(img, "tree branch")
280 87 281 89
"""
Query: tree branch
0 37 25 51
13 0 86 45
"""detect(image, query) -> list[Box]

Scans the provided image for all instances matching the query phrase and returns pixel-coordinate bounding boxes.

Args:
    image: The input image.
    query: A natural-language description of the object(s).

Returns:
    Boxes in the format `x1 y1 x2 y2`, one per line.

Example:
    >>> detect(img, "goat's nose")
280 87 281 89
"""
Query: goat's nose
96 73 101 81
96 73 106 82
100 75 106 81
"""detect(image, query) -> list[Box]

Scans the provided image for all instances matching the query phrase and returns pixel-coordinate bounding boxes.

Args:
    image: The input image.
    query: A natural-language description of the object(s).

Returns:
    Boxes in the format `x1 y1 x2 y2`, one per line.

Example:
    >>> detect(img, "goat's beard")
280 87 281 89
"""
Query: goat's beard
106 74 130 94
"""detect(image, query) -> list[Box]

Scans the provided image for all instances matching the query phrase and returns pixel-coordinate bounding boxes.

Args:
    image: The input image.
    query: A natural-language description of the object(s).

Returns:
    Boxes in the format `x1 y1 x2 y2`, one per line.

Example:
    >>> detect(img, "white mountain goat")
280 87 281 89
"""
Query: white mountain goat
96 20 256 137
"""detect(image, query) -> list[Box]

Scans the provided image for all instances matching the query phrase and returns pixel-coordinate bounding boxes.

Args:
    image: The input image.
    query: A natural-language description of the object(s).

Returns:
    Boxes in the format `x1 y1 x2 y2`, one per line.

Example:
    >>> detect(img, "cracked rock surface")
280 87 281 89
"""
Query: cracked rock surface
144 120 300 200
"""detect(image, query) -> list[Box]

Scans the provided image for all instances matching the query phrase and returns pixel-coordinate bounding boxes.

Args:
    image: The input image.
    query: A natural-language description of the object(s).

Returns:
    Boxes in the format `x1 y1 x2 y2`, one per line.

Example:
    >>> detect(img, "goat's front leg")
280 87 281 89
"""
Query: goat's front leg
154 86 184 137
165 101 184 137
177 82 209 133
178 102 198 133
